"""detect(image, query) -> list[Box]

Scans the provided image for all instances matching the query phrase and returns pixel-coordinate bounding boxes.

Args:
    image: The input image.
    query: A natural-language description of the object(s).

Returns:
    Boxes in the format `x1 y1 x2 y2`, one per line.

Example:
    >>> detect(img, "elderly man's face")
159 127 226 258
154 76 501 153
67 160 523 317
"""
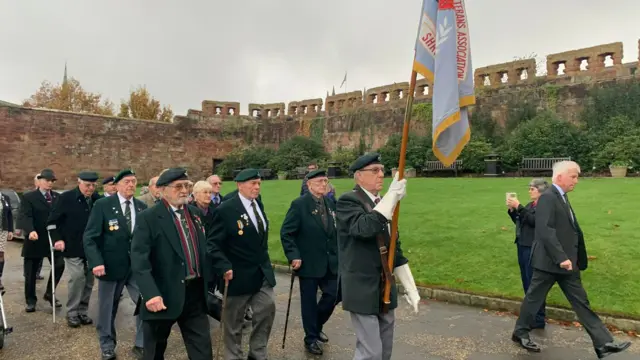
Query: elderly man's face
356 164 385 194
208 175 222 195
307 164 318 172
238 179 261 200
104 182 116 195
148 177 161 197
307 176 328 196
162 180 191 207
557 168 580 193
39 178 54 191
79 180 97 197
116 176 137 198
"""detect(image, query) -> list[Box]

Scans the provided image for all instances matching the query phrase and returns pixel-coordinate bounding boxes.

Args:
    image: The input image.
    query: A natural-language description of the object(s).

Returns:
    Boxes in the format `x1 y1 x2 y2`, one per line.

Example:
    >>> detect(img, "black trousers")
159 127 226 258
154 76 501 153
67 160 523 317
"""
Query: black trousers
299 270 341 345
24 255 64 305
142 278 212 360
516 244 546 326
513 269 614 347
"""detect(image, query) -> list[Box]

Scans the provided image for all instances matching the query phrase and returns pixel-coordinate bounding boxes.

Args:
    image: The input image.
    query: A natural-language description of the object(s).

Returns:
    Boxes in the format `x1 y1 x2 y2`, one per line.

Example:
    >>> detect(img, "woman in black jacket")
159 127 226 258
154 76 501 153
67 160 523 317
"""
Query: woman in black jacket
0 191 14 291
507 178 549 329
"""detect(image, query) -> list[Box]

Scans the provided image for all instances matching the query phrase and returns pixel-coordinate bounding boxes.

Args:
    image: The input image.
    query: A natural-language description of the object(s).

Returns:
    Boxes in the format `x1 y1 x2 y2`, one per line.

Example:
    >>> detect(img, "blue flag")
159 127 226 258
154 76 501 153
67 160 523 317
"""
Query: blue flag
413 0 475 166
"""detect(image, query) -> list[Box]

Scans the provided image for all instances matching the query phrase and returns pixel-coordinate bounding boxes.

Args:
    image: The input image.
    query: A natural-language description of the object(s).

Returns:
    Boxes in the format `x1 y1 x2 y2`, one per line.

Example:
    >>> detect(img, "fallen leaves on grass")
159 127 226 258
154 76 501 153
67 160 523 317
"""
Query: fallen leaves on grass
588 255 597 260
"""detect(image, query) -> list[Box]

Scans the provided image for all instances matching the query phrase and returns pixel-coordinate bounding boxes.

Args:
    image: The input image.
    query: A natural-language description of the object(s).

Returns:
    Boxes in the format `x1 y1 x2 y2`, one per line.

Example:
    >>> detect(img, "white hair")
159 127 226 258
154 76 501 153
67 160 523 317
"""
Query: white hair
552 161 580 182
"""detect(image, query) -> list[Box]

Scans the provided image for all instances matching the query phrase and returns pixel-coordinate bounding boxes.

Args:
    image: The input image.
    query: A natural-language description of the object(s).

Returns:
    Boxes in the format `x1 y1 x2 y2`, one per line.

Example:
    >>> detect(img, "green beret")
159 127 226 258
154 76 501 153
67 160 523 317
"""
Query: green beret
349 152 382 172
78 171 99 182
234 168 261 182
113 169 136 183
156 168 189 187
102 176 115 185
306 169 327 180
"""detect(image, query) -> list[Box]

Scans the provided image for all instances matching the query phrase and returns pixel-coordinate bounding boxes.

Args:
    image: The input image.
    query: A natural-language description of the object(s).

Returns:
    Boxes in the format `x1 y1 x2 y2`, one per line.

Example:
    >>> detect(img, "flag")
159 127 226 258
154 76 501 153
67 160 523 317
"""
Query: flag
413 0 475 166
340 72 347 88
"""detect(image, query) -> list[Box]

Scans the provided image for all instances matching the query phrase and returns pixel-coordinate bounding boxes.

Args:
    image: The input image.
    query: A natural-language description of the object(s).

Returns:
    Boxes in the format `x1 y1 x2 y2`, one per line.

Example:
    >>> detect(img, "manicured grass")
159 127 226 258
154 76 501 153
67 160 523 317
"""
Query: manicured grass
260 177 640 318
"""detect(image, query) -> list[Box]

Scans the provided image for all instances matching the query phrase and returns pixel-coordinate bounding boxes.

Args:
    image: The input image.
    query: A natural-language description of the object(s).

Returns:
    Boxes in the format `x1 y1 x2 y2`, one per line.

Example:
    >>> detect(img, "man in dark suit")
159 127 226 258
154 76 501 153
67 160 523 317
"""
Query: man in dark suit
102 176 117 197
511 161 631 358
207 168 276 360
281 169 340 355
336 153 419 360
84 169 147 360
20 168 65 312
206 174 224 207
47 171 103 328
131 168 225 360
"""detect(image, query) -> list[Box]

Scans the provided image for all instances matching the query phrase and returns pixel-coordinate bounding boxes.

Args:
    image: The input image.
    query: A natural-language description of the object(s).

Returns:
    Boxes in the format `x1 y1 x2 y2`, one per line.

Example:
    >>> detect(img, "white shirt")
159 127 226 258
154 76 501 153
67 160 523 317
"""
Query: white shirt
238 192 266 233
117 192 136 230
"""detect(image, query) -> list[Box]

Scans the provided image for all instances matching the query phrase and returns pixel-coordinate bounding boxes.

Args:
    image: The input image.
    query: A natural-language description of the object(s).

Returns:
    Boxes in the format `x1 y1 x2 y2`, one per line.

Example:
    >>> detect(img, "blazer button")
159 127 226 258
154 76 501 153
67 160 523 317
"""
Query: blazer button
182 262 185 266
181 280 185 284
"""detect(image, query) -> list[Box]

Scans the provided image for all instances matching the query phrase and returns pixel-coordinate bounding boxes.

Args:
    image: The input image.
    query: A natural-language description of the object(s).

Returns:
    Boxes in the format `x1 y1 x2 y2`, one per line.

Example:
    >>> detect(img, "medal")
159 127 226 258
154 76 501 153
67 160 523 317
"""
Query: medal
114 225 119 230
238 230 244 235
109 226 114 231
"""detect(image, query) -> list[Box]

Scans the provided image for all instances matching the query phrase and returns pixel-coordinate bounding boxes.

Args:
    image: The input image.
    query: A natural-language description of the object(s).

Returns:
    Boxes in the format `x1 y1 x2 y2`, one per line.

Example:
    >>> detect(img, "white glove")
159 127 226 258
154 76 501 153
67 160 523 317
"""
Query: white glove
394 263 420 313
373 173 407 220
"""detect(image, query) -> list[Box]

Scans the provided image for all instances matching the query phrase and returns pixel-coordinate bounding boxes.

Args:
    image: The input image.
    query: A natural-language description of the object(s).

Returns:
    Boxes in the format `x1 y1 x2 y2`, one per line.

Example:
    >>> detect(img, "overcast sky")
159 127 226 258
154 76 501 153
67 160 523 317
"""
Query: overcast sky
1 0 638 116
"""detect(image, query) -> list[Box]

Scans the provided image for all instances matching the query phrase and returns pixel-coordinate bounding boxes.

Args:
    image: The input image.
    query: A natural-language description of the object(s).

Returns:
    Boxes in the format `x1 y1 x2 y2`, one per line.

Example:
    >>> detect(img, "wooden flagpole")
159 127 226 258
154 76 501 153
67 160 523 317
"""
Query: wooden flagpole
383 69 418 308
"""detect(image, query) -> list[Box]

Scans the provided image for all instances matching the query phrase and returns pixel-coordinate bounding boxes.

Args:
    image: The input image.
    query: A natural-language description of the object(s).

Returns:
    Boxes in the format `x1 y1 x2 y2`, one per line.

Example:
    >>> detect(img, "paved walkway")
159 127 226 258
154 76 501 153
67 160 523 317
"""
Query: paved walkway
0 240 637 359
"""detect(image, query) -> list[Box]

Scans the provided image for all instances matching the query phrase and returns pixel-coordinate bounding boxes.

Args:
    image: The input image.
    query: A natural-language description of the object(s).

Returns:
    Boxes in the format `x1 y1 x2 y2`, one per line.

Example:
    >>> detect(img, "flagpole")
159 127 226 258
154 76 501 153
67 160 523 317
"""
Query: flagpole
383 69 417 310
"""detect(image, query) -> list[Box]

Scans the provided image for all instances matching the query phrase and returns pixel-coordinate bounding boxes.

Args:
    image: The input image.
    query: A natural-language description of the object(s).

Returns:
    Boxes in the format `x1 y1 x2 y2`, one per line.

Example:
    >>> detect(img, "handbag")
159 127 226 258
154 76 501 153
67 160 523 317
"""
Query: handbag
206 285 223 321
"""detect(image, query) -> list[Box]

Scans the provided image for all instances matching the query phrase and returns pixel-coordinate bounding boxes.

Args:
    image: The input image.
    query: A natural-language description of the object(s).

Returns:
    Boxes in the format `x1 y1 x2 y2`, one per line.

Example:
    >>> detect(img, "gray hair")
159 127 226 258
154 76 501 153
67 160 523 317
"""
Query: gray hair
529 178 550 192
552 160 580 182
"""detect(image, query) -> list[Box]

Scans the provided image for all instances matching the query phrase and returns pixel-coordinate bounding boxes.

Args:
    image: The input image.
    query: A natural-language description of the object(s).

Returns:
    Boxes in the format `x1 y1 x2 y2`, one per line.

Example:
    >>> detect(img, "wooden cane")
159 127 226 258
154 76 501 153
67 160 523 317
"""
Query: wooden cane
215 278 229 360
281 271 296 349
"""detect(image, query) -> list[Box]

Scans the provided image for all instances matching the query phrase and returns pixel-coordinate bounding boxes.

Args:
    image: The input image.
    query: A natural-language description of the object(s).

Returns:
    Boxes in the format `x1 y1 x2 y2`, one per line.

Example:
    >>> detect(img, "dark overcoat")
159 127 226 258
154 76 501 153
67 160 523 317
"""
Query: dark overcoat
19 190 60 258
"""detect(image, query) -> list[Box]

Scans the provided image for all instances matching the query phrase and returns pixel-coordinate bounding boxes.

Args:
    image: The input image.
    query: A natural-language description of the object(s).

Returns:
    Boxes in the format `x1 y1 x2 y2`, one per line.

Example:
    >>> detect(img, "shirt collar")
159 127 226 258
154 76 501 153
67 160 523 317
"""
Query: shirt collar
552 183 565 197
360 187 380 203
238 192 257 208
117 192 133 204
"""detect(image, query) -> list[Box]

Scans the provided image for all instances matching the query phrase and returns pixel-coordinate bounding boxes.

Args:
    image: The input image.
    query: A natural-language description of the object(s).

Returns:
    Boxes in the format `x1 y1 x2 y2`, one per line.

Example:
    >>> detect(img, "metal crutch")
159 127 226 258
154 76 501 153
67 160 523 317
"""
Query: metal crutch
46 225 57 323
0 288 14 349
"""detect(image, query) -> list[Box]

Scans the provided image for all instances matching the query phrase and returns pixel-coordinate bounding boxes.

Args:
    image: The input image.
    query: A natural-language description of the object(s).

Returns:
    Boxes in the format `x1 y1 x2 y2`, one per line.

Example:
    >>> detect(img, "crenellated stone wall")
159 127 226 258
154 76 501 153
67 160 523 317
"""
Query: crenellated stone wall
2 39 640 190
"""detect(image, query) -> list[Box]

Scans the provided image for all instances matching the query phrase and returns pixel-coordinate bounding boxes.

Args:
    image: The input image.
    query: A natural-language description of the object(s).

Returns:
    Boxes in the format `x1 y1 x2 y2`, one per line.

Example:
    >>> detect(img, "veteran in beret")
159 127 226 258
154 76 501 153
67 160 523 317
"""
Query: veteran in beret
336 153 420 360
280 168 341 356
47 171 103 327
131 168 216 359
207 168 276 360
102 176 117 197
20 168 65 312
83 169 147 360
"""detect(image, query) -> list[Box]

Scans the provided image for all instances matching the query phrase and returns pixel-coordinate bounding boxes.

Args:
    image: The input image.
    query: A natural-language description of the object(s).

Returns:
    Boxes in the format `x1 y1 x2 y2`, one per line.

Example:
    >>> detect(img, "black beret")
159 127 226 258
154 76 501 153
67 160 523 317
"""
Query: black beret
349 152 382 172
234 168 261 182
156 168 189 187
114 169 136 184
78 171 99 182
306 169 327 180
102 176 115 185
37 168 57 181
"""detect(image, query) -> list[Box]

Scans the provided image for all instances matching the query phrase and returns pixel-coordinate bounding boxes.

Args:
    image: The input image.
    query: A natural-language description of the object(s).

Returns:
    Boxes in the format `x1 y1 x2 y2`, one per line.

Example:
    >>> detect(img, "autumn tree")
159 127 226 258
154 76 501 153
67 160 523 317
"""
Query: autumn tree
118 86 173 122
23 78 115 116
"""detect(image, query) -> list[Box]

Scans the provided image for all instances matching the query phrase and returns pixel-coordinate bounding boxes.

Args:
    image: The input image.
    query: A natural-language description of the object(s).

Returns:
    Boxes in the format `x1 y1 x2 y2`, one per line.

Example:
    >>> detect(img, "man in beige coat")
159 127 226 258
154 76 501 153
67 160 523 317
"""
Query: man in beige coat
138 176 160 208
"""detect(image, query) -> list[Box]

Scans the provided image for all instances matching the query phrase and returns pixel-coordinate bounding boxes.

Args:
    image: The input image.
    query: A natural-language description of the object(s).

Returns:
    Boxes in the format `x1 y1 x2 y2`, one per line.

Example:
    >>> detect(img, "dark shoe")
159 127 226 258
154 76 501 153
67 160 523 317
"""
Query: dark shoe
101 349 116 360
0 280 4 291
244 310 253 322
511 334 541 352
67 316 81 328
305 341 323 355
43 294 62 308
318 331 329 343
36 274 44 280
25 304 36 313
595 341 631 359
78 314 93 325
131 346 144 359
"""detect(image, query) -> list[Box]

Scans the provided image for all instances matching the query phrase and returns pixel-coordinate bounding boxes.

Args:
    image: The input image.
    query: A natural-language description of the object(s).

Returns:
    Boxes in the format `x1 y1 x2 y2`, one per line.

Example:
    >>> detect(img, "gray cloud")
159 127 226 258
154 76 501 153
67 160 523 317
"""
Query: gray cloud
1 0 638 115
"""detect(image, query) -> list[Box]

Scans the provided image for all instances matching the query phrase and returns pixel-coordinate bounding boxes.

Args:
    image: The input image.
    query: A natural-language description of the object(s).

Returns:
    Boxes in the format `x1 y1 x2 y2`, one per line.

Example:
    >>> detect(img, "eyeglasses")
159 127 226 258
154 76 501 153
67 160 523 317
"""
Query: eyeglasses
359 167 385 174
168 183 190 190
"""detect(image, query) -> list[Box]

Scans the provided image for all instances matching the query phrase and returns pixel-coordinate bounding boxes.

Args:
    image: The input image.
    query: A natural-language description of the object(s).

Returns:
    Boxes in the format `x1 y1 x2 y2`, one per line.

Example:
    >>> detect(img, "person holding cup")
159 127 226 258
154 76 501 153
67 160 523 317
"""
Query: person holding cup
506 178 549 329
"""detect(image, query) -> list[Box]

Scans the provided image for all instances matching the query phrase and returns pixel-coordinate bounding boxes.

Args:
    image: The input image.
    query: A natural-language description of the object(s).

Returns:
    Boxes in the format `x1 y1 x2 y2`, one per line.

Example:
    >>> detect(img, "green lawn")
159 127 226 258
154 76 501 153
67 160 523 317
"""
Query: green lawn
258 177 640 318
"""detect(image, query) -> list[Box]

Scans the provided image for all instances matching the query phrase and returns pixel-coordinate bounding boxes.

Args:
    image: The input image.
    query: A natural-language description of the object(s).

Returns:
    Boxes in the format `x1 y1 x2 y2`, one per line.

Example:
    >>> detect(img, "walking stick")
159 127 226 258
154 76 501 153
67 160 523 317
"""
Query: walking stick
281 271 296 349
215 278 229 360
46 226 56 323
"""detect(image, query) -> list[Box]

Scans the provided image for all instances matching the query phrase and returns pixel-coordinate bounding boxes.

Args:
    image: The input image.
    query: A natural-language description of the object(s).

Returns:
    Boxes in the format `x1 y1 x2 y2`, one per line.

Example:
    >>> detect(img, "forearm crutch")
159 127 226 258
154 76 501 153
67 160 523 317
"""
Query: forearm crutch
46 225 56 323
215 278 229 360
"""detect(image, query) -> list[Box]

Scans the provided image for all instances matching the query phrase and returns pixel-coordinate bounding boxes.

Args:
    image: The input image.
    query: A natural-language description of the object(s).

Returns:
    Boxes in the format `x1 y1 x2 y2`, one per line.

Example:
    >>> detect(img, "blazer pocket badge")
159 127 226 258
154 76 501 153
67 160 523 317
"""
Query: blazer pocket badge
237 220 244 235
108 219 119 231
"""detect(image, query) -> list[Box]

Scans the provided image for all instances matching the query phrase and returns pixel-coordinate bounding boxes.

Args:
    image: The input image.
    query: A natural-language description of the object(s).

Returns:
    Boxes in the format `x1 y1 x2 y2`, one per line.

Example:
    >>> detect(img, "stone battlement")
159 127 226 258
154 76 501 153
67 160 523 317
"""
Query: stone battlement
185 39 639 119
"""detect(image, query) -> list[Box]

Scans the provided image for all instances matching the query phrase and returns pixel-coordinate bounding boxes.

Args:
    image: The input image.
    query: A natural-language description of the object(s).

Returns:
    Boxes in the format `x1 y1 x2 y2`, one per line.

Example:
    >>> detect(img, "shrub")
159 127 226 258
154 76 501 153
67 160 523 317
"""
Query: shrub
459 138 493 173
